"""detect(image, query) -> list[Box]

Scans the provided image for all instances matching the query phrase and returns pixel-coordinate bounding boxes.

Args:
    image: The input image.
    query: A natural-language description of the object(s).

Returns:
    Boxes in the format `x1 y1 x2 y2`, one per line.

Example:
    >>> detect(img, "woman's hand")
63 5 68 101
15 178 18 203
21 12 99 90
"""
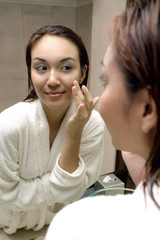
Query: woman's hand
66 80 99 139
58 81 99 173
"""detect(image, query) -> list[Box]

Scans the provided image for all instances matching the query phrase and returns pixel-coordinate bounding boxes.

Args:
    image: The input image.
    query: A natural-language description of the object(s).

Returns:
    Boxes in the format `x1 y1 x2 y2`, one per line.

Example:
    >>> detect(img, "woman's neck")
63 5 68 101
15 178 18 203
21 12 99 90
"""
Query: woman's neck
42 102 70 126
42 103 70 147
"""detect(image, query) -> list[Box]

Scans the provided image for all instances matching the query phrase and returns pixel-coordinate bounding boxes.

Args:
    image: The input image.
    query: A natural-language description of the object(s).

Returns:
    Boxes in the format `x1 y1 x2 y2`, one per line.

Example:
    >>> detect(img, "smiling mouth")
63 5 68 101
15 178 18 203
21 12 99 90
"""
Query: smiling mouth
47 91 65 98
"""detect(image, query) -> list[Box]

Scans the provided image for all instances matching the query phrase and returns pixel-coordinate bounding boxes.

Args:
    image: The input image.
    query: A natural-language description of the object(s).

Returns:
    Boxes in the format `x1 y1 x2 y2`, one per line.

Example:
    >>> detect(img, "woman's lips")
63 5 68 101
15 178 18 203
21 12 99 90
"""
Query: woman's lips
47 91 65 98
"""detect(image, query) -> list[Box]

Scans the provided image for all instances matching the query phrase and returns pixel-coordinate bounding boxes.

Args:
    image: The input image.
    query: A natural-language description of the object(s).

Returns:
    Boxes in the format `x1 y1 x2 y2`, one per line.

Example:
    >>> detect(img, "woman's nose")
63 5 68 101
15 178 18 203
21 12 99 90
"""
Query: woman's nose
47 70 60 86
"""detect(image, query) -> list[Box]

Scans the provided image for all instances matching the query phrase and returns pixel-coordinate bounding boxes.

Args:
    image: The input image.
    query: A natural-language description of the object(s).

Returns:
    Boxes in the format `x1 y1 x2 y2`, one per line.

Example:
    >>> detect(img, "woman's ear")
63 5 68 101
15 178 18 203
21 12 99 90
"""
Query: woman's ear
141 89 157 134
79 65 87 84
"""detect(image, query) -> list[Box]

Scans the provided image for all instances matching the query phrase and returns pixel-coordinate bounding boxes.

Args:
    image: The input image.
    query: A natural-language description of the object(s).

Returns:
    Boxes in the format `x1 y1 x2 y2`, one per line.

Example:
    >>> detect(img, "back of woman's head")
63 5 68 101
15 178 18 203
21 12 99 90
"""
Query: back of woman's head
25 25 89 100
111 0 160 206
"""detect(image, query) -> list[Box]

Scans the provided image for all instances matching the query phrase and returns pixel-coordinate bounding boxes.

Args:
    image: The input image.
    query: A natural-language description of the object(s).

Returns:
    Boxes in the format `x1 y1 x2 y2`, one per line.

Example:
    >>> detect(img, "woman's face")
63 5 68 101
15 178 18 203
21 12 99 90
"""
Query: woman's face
31 35 86 112
99 44 140 151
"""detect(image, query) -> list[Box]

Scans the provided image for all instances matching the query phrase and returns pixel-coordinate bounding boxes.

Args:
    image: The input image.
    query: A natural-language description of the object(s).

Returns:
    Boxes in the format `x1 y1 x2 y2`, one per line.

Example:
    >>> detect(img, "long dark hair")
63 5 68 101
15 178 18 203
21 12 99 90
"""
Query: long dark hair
24 25 89 101
111 0 160 207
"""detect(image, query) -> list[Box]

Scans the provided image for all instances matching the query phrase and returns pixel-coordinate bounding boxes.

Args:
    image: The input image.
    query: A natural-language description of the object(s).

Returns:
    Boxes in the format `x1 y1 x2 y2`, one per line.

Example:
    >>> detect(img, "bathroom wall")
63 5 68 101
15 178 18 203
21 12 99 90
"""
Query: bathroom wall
0 0 92 112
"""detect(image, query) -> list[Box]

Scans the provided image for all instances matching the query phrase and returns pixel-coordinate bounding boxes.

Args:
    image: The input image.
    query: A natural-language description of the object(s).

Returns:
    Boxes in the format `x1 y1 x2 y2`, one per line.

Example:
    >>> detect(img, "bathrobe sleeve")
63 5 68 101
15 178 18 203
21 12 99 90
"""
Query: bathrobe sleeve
43 110 105 205
0 117 46 211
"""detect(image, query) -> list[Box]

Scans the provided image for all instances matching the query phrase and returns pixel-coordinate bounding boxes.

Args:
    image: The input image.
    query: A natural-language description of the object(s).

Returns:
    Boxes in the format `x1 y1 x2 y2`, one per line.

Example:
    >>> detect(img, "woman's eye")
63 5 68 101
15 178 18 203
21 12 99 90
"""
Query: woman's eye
36 65 47 71
99 75 107 87
61 66 72 71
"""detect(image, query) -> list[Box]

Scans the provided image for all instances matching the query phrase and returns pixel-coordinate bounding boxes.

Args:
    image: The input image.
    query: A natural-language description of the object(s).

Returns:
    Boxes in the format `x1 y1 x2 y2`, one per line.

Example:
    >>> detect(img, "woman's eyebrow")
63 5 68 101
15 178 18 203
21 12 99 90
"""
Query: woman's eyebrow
60 57 76 63
32 57 76 63
33 57 46 62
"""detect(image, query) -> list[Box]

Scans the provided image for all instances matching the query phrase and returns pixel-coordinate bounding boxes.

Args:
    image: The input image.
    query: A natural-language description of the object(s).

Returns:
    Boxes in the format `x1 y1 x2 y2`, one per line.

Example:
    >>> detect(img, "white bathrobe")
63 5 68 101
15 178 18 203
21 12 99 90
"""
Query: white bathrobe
0 99 105 234
45 182 160 240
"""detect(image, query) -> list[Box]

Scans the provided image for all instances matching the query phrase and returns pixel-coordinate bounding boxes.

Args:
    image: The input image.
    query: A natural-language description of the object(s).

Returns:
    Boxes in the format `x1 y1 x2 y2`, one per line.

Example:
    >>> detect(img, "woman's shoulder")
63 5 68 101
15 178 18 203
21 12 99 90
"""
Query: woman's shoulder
91 109 105 124
46 186 160 240
85 109 105 134
45 194 134 240
0 100 40 127
1 99 39 115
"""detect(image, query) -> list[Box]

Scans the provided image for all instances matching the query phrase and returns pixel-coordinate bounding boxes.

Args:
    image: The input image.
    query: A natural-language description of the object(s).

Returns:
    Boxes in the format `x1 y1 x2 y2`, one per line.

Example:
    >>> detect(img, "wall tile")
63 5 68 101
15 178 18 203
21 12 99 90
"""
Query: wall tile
0 3 26 111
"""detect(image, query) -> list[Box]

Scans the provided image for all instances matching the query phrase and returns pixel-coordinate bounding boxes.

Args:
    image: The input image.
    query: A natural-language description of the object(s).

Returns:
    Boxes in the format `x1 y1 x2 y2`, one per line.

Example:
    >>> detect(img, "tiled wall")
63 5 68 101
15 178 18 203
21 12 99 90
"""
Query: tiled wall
0 2 92 112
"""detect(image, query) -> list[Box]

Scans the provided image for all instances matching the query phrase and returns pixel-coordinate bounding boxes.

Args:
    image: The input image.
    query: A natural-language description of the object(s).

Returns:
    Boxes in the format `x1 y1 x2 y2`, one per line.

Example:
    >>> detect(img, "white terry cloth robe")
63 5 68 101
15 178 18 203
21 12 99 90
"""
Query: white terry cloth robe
0 99 105 234
45 182 160 240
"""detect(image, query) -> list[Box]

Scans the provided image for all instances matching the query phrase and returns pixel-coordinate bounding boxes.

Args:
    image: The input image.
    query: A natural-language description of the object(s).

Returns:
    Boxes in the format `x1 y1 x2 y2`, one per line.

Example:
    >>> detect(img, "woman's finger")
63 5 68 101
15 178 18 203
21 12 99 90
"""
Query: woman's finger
72 81 99 115
81 85 92 105
93 96 100 108
82 85 99 109
72 81 85 107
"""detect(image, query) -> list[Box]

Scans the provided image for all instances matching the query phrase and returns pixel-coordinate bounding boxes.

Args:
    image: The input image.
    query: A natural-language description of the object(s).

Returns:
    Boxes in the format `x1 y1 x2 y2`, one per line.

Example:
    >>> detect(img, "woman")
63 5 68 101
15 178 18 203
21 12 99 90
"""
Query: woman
45 1 160 239
121 151 146 185
0 25 105 234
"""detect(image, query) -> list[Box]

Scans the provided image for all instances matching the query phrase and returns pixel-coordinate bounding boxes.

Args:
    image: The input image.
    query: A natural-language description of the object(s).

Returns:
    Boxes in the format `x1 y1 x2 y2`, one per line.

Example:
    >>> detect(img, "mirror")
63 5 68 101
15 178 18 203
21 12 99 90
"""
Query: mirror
0 0 93 112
